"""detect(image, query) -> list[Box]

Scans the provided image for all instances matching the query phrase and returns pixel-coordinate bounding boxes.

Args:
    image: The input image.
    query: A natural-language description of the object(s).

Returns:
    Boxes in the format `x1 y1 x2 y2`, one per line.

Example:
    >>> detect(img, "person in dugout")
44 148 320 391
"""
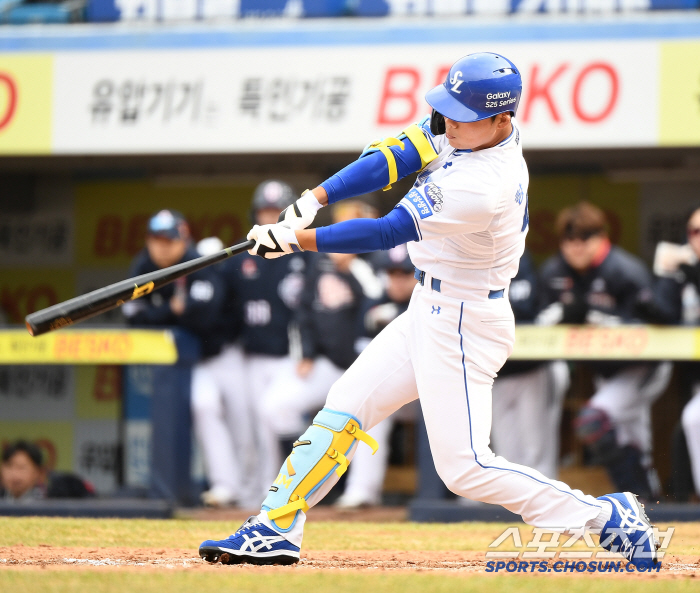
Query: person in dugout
538 202 671 501
258 199 383 498
490 250 570 480
215 180 308 502
637 206 700 501
1 440 94 501
334 244 420 509
122 209 227 503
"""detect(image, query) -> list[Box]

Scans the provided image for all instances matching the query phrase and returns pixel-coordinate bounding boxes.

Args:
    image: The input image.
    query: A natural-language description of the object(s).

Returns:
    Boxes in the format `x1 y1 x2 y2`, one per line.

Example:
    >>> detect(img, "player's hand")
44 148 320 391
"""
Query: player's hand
277 190 324 231
247 223 303 259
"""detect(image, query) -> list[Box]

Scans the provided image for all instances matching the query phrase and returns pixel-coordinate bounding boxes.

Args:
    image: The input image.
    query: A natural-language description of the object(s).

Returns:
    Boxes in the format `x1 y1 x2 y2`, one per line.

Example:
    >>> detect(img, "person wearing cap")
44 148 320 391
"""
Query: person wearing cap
123 210 229 504
538 202 671 500
201 54 657 568
212 180 308 503
123 209 224 340
258 201 383 505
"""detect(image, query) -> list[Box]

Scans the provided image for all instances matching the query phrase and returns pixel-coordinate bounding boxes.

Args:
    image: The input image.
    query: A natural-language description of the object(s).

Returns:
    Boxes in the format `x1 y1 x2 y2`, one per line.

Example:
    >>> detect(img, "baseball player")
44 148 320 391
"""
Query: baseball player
490 250 570 479
200 53 657 568
539 203 672 501
640 206 700 499
260 202 382 459
123 210 223 341
123 211 232 505
218 180 307 502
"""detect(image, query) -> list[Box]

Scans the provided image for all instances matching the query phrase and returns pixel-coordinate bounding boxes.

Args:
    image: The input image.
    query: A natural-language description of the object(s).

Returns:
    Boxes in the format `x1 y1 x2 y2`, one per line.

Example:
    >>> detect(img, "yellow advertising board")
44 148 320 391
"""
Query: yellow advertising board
0 329 178 364
512 325 700 360
660 41 700 146
0 269 75 324
74 180 255 268
0 55 52 154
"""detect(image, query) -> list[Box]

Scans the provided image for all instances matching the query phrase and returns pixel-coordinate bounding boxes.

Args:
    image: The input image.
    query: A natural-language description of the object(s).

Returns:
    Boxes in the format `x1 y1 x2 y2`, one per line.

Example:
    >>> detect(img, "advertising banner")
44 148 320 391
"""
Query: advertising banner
74 180 254 268
51 41 657 154
0 330 178 364
0 55 52 155
0 36 697 154
0 269 75 325
660 41 700 146
511 325 700 360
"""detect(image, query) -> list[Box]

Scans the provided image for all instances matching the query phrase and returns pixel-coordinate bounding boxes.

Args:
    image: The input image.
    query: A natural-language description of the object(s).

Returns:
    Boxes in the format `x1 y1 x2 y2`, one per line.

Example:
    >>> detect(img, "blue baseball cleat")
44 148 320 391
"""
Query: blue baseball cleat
199 516 300 565
597 492 659 568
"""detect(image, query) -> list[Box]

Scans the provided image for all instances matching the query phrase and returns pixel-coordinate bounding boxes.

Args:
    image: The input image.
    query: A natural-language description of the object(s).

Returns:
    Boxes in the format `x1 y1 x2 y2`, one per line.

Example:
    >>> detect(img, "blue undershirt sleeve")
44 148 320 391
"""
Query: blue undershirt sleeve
320 139 424 205
315 205 419 254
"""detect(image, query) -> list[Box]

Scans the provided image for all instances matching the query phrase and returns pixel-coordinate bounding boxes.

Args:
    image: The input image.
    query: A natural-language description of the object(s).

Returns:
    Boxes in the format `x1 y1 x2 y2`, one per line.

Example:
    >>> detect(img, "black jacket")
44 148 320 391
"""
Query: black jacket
539 245 652 323
220 252 307 356
296 253 378 370
123 246 225 357
539 244 653 377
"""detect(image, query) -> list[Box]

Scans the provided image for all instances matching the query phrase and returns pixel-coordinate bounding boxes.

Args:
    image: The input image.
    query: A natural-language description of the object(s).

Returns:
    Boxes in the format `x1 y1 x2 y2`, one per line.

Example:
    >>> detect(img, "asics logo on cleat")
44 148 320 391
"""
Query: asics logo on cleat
609 499 650 531
237 532 287 553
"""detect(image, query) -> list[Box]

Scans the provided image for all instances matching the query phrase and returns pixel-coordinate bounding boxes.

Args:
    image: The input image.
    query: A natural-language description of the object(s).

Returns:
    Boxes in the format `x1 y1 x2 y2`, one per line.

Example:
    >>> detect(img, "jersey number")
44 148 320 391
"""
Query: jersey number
521 192 529 232
245 300 271 326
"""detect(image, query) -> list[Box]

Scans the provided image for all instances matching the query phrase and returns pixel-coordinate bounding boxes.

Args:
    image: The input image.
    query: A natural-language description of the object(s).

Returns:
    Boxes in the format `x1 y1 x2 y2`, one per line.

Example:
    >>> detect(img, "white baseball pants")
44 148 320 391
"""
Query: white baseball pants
261 355 346 438
247 353 296 500
191 345 254 503
590 362 672 460
491 362 569 479
303 283 605 529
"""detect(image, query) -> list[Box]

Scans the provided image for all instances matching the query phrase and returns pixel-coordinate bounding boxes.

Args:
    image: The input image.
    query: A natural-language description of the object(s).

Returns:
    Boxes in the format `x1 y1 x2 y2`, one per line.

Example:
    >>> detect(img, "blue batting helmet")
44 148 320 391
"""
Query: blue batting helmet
425 53 522 125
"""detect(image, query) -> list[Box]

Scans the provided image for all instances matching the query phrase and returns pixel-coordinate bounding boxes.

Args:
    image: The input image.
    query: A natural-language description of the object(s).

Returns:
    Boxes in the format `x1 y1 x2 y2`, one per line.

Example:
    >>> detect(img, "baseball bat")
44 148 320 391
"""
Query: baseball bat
25 239 255 337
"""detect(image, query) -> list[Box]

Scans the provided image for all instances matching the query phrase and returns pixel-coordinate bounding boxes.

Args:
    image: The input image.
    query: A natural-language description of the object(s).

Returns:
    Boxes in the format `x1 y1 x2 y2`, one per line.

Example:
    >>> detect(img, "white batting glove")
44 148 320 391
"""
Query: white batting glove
277 190 324 231
247 223 303 259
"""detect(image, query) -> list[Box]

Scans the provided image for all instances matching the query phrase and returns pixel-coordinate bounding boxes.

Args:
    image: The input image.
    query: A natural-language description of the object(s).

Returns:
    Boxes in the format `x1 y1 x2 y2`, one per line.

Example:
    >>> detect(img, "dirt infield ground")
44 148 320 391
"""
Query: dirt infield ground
1 510 698 592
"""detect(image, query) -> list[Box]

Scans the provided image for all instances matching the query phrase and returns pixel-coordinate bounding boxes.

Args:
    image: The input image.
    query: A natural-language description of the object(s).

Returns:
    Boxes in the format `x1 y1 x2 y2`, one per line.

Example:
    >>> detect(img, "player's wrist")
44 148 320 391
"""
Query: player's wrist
300 189 326 210
277 189 325 231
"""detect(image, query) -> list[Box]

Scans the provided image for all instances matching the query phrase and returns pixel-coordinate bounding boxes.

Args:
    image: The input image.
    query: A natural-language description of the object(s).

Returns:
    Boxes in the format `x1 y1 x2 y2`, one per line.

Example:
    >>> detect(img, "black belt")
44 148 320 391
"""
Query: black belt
414 268 504 299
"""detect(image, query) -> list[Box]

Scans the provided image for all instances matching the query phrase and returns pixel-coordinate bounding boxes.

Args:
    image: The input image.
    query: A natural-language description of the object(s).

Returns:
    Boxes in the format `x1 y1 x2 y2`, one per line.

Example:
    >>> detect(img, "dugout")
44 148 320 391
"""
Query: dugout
3 15 700 509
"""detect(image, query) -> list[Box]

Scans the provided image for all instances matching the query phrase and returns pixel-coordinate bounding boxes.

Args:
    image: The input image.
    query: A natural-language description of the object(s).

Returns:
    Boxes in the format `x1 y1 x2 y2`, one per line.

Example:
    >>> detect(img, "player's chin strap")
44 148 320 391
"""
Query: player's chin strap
262 408 378 530
361 123 439 191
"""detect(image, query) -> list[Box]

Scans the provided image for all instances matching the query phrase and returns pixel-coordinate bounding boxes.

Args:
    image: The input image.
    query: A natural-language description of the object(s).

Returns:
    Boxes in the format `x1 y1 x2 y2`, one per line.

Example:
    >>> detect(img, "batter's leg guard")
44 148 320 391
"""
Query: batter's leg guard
261 408 378 532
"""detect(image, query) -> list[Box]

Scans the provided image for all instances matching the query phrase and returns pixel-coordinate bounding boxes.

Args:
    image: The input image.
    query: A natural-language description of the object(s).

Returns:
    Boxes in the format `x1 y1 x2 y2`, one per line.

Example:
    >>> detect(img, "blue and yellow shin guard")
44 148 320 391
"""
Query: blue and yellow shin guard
261 408 378 532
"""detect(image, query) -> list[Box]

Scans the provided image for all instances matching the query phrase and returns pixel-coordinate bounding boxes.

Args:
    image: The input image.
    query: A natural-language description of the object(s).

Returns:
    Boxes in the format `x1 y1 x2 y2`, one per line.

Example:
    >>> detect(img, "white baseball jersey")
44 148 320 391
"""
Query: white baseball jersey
399 120 529 296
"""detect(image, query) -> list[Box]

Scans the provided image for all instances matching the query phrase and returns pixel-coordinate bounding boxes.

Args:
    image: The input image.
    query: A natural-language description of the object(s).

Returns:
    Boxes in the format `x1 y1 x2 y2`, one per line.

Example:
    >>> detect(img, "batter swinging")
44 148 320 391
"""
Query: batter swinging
199 52 658 568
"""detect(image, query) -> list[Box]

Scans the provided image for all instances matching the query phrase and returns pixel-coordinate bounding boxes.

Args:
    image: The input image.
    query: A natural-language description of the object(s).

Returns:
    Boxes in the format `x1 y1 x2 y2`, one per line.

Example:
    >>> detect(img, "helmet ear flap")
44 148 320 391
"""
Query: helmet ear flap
430 110 446 136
